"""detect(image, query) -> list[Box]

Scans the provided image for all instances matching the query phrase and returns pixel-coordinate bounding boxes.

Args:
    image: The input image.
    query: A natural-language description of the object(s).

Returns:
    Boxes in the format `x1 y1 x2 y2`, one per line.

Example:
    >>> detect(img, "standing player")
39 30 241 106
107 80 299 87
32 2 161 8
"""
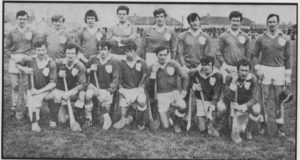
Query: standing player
223 59 260 143
139 8 177 67
15 41 57 132
177 13 211 72
76 9 106 63
42 14 69 60
85 41 119 130
5 10 37 119
215 11 251 79
51 43 86 130
107 5 137 60
252 14 292 137
190 56 224 137
113 41 148 130
149 46 189 133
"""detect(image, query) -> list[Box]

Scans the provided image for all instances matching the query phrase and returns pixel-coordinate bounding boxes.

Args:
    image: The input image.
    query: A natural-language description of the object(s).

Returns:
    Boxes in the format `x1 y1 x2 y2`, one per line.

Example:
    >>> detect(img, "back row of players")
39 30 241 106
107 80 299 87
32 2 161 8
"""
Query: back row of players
5 6 292 144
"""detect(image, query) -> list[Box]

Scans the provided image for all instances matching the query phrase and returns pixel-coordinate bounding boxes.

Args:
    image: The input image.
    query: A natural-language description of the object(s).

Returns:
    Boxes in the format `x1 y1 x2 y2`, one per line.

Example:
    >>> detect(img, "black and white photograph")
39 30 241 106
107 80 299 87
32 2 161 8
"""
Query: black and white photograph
1 1 298 159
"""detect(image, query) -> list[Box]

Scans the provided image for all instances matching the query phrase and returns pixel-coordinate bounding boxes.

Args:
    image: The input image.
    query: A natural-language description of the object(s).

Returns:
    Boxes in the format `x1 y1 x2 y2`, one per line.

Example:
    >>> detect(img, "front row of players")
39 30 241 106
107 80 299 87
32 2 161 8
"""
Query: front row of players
16 40 265 143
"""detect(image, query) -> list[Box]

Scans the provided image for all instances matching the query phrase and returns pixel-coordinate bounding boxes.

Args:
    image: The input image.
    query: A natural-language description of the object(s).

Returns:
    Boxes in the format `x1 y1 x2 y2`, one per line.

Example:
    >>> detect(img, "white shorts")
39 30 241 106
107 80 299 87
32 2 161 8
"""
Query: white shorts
86 84 113 107
26 90 51 109
119 88 146 107
195 99 211 117
8 54 30 74
157 90 182 113
261 65 285 85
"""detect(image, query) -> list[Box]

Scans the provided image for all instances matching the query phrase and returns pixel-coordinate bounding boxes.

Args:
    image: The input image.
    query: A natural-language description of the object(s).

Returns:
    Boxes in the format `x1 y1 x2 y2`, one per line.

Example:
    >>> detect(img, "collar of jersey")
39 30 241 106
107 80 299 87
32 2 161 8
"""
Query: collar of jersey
33 55 51 69
117 20 131 27
97 54 112 65
63 58 79 70
264 29 283 39
187 28 202 37
124 56 142 68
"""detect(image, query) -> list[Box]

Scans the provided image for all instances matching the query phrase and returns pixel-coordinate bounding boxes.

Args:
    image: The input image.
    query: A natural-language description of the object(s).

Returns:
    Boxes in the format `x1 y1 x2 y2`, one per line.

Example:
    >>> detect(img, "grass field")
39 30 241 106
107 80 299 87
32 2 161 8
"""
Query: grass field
2 39 297 159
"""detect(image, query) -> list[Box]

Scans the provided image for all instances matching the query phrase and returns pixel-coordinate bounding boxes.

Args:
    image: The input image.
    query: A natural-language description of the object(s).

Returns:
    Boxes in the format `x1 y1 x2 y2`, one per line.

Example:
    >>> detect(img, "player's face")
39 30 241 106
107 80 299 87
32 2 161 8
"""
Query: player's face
99 46 110 59
66 48 78 62
230 17 241 31
157 49 168 65
86 16 96 27
125 49 136 61
202 62 213 75
267 16 279 31
190 17 200 30
53 18 64 30
17 15 28 28
117 10 128 23
238 65 250 79
155 13 166 27
35 45 47 58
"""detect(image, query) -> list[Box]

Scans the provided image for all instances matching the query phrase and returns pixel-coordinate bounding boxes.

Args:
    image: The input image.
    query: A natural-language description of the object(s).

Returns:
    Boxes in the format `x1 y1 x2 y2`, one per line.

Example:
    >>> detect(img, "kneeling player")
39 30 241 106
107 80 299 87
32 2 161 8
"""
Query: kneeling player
149 46 189 133
190 56 225 137
113 41 148 130
85 41 119 130
223 59 260 143
16 41 57 132
51 43 86 131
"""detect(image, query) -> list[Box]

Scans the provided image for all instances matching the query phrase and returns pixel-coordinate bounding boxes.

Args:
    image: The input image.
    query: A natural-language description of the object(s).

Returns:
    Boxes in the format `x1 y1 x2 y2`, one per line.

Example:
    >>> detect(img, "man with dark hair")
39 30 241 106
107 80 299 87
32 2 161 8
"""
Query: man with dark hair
252 14 292 137
148 46 189 133
178 12 211 72
216 11 251 82
85 41 119 130
223 59 260 143
139 8 177 67
15 41 57 132
107 5 137 60
75 9 106 63
42 14 69 60
113 40 148 130
5 10 38 119
48 42 86 131
189 56 224 137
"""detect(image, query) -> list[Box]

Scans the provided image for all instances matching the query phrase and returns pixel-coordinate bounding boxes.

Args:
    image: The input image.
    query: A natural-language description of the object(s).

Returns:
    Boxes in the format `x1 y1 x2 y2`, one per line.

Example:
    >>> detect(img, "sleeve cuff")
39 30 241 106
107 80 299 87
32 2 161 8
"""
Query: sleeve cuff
229 83 237 91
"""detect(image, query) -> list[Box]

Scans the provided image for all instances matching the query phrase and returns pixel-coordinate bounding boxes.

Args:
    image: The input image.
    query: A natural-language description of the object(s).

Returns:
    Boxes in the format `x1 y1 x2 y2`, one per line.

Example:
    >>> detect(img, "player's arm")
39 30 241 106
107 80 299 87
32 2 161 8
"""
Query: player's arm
215 35 226 66
170 30 177 59
35 62 57 94
108 61 120 94
211 74 224 106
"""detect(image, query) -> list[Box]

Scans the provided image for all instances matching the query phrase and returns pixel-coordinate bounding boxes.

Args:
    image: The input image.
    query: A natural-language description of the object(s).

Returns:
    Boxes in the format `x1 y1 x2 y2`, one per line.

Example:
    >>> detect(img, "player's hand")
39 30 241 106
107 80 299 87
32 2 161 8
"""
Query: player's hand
91 64 98 71
118 88 125 95
59 70 66 78
254 64 264 81
23 67 33 75
30 88 40 95
137 87 144 94
62 90 73 100
151 64 160 73
182 66 190 73
180 90 187 98
231 72 239 84
192 83 202 91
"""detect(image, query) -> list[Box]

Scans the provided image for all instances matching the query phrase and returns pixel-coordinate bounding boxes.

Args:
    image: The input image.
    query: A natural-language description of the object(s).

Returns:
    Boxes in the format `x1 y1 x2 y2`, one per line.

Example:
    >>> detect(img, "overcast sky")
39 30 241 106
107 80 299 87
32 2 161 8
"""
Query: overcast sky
4 3 297 27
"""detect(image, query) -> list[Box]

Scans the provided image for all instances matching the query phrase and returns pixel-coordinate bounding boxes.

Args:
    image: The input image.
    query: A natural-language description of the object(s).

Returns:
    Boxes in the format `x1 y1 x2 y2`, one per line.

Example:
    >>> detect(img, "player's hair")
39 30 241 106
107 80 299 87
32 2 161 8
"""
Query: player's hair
117 5 129 15
237 59 252 70
266 13 280 24
200 56 215 67
84 9 98 23
229 11 243 21
34 40 47 49
125 40 137 51
51 14 65 23
187 13 201 24
16 10 28 19
65 43 80 54
153 8 167 17
97 41 113 50
154 46 169 55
